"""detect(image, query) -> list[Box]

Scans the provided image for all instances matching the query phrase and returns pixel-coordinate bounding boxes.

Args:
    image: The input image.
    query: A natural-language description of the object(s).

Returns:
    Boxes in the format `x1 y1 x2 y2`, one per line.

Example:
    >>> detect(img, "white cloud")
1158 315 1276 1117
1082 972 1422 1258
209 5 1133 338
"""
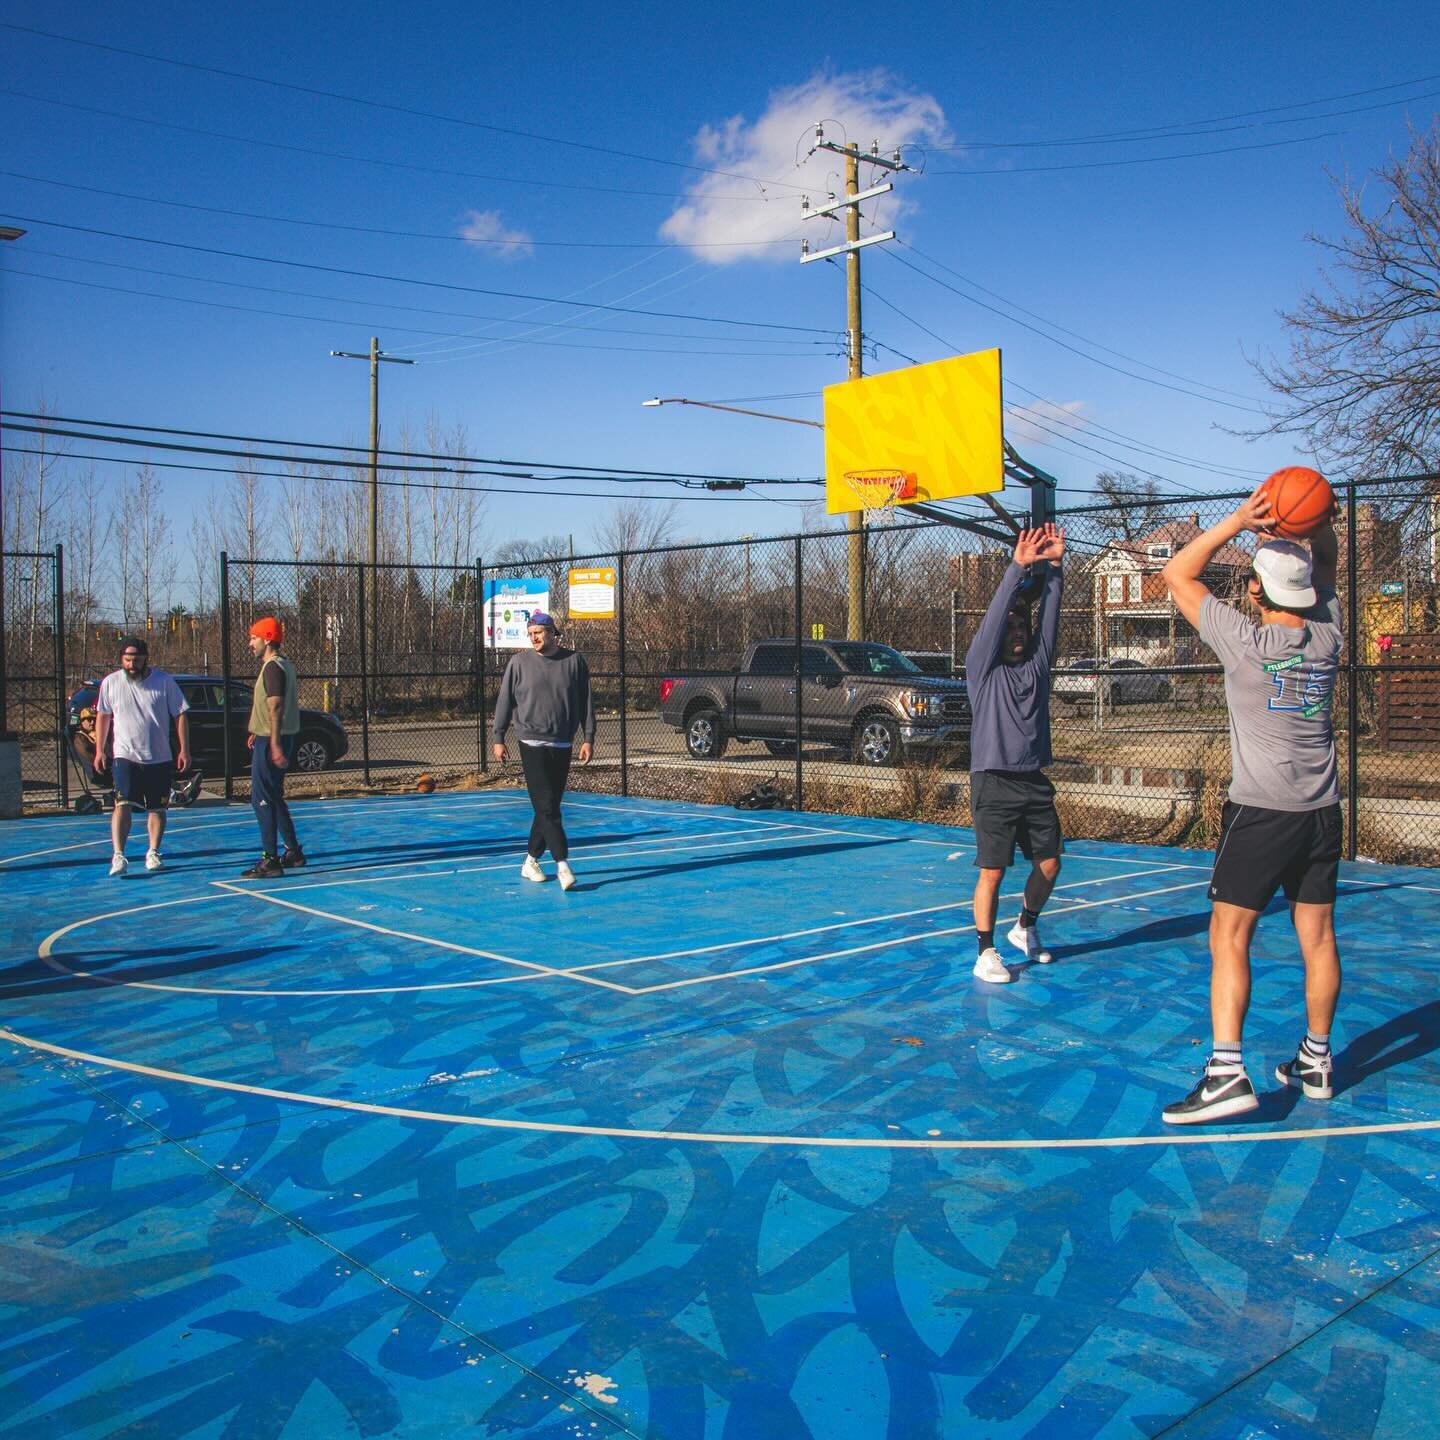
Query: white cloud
660 70 948 264
457 209 534 260
1005 398 1088 449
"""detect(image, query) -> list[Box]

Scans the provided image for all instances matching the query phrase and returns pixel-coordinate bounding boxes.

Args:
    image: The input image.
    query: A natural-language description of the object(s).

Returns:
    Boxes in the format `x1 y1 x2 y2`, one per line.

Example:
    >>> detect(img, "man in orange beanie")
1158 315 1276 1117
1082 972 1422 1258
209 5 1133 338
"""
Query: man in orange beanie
240 616 306 879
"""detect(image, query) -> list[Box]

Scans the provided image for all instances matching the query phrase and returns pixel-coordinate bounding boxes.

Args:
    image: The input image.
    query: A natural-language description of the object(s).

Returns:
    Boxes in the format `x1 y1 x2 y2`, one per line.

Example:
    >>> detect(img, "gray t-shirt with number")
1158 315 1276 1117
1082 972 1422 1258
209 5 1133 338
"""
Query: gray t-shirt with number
1198 588 1342 812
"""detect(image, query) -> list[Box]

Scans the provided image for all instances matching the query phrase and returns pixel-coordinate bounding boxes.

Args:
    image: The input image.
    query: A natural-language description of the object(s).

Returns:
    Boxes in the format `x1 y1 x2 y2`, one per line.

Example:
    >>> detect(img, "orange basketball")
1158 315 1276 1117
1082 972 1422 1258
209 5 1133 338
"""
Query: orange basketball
1261 466 1335 539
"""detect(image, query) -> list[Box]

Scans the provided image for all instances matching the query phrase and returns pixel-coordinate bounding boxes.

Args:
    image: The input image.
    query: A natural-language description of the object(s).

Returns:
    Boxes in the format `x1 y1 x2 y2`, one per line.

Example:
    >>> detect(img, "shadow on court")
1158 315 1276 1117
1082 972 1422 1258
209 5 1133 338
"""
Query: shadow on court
0 944 282 999
571 835 900 891
1336 999 1440 1094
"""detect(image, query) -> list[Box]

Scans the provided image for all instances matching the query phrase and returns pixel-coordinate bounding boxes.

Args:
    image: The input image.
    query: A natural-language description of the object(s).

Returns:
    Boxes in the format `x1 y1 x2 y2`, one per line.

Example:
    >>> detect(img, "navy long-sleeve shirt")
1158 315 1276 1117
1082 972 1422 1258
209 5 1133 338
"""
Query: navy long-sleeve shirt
964 561 1062 773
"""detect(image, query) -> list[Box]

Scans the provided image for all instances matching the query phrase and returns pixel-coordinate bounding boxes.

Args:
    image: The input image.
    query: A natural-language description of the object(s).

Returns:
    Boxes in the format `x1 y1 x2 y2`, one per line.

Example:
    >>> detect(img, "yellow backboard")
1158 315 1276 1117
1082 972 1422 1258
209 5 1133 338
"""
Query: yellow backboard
823 348 1004 514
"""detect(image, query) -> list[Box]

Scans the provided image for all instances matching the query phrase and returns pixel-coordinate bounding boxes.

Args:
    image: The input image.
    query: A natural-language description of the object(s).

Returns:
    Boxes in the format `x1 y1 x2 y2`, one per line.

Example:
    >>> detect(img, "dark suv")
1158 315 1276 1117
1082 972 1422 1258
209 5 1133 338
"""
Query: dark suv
68 675 349 773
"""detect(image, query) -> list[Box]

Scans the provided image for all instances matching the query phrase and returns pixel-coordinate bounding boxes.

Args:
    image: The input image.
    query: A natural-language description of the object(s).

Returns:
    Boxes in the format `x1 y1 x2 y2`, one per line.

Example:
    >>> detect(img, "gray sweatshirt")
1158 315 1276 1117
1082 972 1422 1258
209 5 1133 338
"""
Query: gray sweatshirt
964 561 1062 773
1199 588 1342 811
491 647 597 746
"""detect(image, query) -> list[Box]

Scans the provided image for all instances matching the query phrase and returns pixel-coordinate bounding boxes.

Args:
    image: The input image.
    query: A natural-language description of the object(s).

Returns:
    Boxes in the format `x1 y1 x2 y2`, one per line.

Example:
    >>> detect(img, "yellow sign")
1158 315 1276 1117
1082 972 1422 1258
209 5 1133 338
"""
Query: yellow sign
568 567 616 619
810 623 825 640
824 348 1005 514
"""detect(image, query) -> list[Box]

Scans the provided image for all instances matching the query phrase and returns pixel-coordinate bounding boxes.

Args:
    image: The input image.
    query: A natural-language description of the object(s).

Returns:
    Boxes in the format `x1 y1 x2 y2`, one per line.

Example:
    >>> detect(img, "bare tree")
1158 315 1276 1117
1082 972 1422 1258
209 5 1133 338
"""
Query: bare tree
1093 471 1165 541
64 466 108 677
594 499 678 556
133 465 177 635
226 459 271 613
1248 121 1440 474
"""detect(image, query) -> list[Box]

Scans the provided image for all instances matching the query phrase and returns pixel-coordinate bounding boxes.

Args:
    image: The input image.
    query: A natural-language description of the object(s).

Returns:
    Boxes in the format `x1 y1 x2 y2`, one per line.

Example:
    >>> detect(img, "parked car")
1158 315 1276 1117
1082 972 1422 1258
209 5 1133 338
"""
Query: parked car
67 675 349 773
658 639 970 767
1052 656 1173 706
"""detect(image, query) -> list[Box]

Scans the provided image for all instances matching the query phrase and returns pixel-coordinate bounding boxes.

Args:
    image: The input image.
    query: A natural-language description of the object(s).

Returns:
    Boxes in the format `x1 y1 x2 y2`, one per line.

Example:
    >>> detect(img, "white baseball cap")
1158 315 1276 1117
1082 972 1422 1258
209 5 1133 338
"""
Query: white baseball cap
1253 540 1316 609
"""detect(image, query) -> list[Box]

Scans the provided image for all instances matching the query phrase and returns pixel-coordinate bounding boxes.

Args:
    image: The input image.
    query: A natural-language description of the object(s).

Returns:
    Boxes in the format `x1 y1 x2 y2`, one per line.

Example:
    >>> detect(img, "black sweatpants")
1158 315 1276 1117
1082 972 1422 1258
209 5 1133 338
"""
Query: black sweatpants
519 742 573 860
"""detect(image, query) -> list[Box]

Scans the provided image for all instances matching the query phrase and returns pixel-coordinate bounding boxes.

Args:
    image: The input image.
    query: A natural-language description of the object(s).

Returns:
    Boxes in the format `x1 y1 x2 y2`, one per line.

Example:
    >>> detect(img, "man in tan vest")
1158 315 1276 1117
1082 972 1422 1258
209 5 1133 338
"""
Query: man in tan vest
240 616 305 879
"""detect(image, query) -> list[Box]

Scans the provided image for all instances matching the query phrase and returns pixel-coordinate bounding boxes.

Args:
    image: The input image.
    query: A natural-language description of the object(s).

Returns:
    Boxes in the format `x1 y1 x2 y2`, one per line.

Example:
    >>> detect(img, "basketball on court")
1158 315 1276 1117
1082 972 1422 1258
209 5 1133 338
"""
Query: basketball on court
416 775 436 793
1261 466 1335 539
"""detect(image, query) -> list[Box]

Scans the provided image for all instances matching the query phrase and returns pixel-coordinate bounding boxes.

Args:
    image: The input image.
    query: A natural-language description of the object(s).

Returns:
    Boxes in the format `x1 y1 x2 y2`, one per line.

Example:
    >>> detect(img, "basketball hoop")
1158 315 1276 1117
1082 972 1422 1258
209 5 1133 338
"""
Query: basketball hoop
842 469 918 526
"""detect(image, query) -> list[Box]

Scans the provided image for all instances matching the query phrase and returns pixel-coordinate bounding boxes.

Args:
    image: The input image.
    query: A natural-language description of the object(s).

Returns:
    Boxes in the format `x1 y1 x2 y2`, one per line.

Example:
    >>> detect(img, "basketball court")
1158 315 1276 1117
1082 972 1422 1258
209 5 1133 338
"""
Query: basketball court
3 790 1438 1437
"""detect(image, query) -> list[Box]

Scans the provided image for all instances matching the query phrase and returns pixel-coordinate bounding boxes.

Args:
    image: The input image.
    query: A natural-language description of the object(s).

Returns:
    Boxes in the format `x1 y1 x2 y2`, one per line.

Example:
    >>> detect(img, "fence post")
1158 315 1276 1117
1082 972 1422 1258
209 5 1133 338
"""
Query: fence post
220 551 233 803
1346 482 1359 860
53 543 68 809
618 550 628 797
793 535 804 812
476 559 487 774
357 560 371 786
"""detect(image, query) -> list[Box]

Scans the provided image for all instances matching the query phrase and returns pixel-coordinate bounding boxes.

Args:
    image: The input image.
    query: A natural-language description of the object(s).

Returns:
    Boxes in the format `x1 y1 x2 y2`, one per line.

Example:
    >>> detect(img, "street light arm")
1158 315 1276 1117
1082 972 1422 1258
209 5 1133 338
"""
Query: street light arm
643 397 822 429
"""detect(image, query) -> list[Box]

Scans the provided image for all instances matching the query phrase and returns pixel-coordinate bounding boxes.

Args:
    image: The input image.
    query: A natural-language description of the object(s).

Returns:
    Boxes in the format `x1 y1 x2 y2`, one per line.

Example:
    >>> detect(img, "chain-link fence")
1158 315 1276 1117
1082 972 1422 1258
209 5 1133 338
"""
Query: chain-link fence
8 479 1440 867
218 554 483 800
3 546 67 810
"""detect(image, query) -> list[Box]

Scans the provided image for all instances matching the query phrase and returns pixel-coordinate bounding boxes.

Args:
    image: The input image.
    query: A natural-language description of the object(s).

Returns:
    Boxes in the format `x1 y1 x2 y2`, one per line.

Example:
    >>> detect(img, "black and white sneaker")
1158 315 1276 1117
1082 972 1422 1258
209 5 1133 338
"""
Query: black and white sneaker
1162 1059 1259 1125
1276 1045 1333 1100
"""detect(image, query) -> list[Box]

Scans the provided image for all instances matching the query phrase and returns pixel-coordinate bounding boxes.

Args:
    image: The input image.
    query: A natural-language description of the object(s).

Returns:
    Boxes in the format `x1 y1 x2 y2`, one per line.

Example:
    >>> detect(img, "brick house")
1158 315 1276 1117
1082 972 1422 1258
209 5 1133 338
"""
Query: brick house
1089 516 1252 662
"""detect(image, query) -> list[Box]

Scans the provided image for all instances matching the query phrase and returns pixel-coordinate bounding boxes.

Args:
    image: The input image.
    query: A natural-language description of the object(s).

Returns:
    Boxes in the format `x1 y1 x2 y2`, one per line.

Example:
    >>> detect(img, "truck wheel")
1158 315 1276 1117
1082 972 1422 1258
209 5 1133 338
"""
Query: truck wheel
853 715 901 767
763 740 795 756
685 708 728 760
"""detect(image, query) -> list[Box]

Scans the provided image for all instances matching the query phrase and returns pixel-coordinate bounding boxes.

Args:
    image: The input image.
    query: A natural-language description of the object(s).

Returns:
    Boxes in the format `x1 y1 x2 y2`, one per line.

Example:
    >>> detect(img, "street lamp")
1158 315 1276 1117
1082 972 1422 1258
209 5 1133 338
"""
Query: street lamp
642 397 822 429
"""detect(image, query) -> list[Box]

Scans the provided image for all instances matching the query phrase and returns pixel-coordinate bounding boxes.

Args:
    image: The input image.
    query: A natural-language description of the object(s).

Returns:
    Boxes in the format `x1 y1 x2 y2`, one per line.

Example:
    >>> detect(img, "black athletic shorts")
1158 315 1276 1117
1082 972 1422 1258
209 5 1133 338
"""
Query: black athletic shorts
112 758 174 810
971 769 1062 870
1209 801 1341 911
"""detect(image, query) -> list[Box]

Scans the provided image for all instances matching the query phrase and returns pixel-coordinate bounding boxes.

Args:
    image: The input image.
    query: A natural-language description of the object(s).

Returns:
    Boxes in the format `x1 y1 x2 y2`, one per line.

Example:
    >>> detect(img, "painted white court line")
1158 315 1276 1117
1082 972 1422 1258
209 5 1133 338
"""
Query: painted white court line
8 1025 1438 1151
211 881 635 993
568 865 1190 973
625 878 1213 993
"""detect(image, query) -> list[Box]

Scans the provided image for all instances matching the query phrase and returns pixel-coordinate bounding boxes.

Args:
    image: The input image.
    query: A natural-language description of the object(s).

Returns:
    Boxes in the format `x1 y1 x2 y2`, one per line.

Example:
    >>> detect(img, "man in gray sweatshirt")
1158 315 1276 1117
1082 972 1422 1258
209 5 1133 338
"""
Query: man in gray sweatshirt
964 523 1066 984
491 612 596 891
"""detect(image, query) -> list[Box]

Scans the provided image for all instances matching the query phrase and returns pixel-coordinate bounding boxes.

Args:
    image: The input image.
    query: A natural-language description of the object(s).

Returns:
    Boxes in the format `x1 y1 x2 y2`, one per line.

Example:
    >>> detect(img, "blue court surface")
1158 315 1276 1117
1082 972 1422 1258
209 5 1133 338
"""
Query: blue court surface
2 790 1439 1439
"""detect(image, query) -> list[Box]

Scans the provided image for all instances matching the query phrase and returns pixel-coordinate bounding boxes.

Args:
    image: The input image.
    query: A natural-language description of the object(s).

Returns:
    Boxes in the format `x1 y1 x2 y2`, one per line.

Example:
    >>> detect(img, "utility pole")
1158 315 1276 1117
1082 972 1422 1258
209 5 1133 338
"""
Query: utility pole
330 338 414 711
801 132 906 638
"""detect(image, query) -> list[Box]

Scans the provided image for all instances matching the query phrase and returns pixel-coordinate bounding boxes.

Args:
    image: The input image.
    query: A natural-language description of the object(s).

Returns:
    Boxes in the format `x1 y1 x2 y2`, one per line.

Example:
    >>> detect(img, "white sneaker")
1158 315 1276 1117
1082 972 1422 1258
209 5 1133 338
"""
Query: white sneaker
109 853 128 877
145 849 164 872
520 855 547 883
557 861 576 891
972 947 1013 984
1007 921 1054 964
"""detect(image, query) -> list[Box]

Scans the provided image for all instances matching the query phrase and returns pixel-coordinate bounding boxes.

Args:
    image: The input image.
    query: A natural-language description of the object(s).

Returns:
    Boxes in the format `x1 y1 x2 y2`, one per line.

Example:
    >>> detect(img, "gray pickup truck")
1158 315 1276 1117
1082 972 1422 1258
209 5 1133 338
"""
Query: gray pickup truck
657 638 971 767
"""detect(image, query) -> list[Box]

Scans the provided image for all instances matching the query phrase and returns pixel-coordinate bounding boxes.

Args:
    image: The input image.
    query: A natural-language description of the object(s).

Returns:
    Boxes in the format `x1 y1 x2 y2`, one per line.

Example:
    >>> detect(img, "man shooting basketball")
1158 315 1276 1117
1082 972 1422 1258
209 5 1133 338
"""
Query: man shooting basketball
1161 487 1342 1124
964 522 1066 983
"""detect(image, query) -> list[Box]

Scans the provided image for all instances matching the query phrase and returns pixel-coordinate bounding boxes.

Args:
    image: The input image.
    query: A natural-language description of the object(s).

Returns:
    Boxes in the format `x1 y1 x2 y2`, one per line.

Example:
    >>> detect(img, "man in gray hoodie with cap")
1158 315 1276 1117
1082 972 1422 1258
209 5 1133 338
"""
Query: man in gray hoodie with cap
492 612 596 891
1161 485 1342 1124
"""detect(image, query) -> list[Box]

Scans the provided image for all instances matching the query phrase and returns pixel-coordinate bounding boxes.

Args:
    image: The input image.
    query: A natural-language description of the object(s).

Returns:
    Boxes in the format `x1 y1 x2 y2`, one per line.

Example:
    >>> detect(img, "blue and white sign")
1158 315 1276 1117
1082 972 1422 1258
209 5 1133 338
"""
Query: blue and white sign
484 577 550 649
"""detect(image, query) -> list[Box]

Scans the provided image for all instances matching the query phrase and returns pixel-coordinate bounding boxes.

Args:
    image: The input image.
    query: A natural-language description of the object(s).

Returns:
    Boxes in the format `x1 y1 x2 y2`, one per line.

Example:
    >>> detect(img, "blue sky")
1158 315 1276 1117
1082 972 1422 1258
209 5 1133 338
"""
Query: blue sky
3 0 1437 553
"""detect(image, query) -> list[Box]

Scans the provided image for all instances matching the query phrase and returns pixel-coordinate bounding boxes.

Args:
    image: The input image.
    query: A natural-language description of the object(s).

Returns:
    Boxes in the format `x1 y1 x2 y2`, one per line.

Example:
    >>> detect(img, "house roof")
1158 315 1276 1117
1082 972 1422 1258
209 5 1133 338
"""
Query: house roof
1096 518 1252 571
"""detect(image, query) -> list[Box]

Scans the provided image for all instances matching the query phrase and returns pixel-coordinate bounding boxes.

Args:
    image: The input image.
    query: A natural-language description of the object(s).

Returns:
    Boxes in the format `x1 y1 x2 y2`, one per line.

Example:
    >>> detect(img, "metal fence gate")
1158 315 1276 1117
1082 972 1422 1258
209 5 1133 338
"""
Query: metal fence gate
1 545 66 811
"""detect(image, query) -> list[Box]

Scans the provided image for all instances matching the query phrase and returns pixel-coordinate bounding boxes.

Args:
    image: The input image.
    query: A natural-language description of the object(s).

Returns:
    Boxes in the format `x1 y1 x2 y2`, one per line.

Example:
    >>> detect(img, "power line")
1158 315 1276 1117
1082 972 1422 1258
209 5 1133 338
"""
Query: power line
0 87 777 204
5 267 834 359
0 169 798 250
855 279 1216 495
0 445 816 504
14 245 825 347
0 22 819 195
0 213 836 336
927 74 1440 150
881 249 1266 413
2 411 822 485
927 128 1344 176
903 244 1262 404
